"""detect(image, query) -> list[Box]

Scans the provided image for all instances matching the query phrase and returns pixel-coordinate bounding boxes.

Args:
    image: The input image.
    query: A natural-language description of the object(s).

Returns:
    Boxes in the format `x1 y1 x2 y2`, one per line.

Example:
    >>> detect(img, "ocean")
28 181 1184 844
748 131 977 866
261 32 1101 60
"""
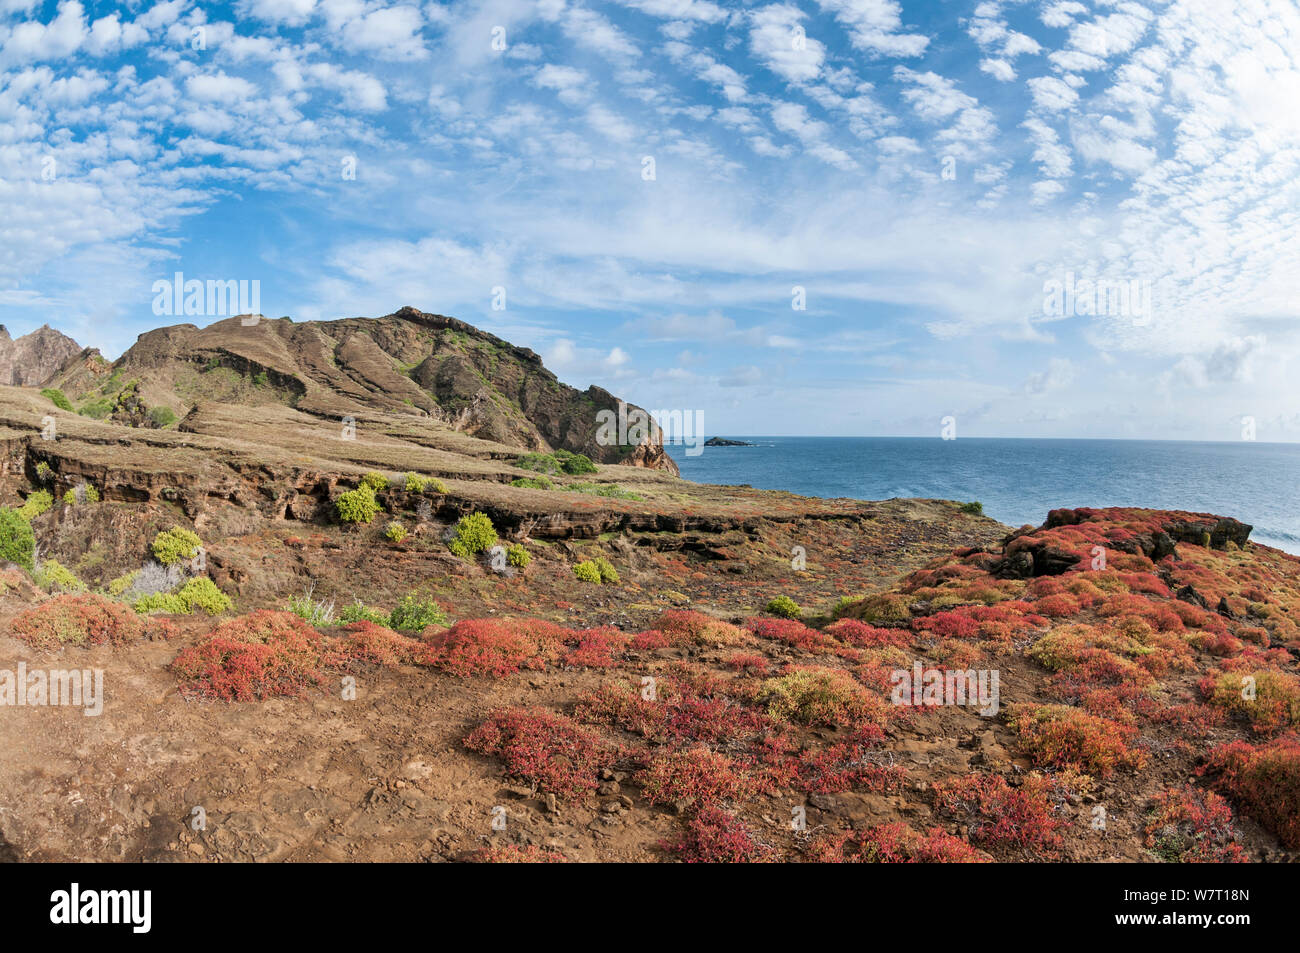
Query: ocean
664 437 1300 556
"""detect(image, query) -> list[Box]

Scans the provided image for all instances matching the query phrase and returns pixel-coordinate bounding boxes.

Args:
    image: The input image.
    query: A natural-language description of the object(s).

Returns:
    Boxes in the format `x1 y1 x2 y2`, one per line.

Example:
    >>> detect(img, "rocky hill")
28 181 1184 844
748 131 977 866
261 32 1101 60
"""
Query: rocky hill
51 307 678 475
0 324 82 386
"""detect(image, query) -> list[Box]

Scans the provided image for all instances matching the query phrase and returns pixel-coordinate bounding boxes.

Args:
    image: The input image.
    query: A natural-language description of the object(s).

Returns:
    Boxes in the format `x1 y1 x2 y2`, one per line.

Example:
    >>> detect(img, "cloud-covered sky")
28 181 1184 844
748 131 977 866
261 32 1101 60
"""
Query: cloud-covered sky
2 0 1298 440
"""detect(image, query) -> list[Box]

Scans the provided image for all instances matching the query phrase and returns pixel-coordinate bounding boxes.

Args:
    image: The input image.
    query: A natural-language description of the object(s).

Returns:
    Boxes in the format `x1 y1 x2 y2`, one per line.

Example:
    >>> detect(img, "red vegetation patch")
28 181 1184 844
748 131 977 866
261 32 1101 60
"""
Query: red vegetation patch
654 609 745 646
563 626 632 668
824 618 911 649
1007 703 1147 777
1031 593 1083 618
636 747 750 806
1199 668 1300 736
912 610 980 640
725 652 770 673
746 616 833 651
629 629 669 650
338 620 423 667
1203 737 1300 848
932 774 1065 853
419 617 564 677
170 610 336 701
464 707 617 799
661 807 772 863
809 821 987 863
11 594 153 649
1144 786 1247 863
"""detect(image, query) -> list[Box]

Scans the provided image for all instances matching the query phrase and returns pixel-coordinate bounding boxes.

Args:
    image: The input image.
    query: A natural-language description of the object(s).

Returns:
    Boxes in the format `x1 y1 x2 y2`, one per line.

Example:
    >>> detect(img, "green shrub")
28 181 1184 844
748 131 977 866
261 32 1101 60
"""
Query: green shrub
766 595 801 619
514 452 561 475
107 569 140 596
182 578 233 615
134 577 232 616
78 398 113 419
152 527 202 566
34 461 53 483
404 472 427 492
506 543 531 568
0 507 36 570
424 477 449 494
361 471 389 492
34 559 86 592
573 560 602 584
514 450 598 476
959 501 984 516
385 521 407 543
510 476 553 490
561 482 643 501
388 594 448 632
554 450 598 475
62 483 99 505
40 388 73 411
593 557 619 584
338 601 391 625
133 591 186 614
336 485 381 524
448 512 497 558
18 490 53 521
148 406 177 429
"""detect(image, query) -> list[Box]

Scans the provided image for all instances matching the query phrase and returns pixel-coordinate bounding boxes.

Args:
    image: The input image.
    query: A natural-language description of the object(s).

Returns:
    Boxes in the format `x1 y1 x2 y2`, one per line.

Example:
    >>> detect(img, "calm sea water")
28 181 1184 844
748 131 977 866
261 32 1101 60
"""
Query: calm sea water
665 437 1300 556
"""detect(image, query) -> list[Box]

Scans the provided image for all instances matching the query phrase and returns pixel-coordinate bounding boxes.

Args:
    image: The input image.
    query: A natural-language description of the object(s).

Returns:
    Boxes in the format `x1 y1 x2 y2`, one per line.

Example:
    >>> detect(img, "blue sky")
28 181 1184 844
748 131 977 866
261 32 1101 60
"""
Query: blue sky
1 0 1298 440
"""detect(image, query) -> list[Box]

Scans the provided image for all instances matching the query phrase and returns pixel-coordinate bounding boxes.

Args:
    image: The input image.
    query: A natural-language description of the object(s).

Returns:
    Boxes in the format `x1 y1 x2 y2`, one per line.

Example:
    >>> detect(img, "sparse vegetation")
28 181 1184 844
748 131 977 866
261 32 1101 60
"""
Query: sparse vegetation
285 584 336 626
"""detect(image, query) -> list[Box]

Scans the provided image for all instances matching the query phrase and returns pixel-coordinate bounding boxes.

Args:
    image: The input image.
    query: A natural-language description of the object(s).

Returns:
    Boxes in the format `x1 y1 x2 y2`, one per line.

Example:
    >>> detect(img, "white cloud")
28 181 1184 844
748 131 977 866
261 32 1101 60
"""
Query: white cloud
816 0 929 57
749 4 825 84
1027 74 1079 111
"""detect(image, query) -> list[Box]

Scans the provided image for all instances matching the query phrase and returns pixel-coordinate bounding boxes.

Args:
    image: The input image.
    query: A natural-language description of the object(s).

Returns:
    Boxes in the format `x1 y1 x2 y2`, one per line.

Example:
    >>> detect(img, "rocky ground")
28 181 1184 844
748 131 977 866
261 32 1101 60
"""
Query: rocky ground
1 381 1298 864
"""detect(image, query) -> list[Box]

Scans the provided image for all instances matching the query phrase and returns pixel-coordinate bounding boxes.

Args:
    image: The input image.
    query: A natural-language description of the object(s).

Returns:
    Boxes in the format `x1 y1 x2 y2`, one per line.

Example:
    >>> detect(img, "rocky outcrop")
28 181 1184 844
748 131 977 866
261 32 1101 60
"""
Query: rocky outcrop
0 325 82 386
65 307 678 474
